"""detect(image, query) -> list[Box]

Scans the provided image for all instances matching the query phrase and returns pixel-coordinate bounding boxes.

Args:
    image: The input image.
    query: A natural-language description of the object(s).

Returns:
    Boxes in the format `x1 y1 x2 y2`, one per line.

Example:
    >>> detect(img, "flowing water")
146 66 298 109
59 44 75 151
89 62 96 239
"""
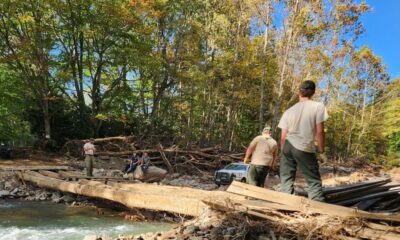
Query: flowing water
0 200 171 240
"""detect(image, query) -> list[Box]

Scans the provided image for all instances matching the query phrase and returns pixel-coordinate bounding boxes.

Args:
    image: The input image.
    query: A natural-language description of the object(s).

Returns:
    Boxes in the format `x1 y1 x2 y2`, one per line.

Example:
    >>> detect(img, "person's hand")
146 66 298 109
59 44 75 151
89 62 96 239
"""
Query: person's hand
272 163 279 172
243 157 250 164
319 153 328 163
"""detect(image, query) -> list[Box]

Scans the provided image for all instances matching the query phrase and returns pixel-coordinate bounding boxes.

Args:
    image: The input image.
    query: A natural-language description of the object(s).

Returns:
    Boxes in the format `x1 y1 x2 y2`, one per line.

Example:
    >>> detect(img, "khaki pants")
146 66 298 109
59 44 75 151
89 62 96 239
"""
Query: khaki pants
85 155 95 176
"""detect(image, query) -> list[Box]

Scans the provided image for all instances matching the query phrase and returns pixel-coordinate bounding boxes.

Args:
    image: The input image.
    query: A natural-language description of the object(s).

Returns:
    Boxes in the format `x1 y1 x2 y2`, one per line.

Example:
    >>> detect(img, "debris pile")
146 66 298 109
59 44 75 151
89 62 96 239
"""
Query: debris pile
61 136 244 173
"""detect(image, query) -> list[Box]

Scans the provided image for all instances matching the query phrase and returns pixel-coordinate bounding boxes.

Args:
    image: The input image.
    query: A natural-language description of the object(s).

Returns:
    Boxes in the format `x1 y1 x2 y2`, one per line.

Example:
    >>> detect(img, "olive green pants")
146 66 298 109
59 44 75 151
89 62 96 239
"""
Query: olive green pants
280 140 325 201
85 155 95 176
248 165 269 187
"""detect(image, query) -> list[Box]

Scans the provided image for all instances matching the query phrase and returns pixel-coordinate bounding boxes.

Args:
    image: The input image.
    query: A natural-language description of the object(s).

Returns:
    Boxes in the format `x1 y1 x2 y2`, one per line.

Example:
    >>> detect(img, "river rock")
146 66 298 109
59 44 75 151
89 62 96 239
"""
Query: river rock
183 226 198 235
51 192 62 203
61 195 75 203
130 166 167 182
11 188 19 195
4 181 12 189
0 190 10 198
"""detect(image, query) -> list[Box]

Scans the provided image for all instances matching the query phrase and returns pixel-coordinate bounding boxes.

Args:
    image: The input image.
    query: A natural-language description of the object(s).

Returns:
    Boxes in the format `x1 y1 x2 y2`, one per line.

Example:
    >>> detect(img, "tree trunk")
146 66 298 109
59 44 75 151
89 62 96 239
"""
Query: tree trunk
271 0 300 135
259 4 270 131
42 98 51 139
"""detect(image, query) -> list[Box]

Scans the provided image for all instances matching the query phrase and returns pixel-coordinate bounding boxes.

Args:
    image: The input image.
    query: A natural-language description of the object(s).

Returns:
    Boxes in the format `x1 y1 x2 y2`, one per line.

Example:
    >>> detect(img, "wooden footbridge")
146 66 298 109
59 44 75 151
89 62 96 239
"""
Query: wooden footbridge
4 165 400 239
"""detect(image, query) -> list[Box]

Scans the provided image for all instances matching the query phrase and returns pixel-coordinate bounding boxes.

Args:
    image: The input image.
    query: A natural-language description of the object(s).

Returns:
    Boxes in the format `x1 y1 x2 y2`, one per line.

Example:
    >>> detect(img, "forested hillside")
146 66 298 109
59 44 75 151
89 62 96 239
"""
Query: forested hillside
0 0 398 162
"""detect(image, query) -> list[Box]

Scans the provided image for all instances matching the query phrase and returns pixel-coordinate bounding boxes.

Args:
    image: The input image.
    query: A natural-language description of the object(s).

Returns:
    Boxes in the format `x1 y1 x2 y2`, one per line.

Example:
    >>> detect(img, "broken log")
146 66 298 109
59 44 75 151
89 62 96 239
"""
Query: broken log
158 143 174 173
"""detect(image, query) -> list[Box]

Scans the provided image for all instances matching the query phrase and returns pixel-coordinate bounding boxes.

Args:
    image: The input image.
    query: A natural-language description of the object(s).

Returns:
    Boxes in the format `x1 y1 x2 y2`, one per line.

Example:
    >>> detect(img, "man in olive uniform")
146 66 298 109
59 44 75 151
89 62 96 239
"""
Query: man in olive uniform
244 126 277 187
278 80 328 201
83 138 96 176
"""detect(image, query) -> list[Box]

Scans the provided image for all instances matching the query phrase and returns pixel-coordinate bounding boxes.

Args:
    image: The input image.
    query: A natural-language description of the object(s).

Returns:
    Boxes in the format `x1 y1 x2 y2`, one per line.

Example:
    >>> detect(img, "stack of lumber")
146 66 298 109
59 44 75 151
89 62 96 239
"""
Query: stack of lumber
61 136 243 173
216 181 400 240
296 178 400 212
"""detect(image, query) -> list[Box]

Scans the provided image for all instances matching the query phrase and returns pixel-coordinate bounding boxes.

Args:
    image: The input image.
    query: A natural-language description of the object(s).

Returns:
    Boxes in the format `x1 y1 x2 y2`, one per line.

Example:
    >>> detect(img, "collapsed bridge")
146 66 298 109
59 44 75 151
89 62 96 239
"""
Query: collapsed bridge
13 167 400 240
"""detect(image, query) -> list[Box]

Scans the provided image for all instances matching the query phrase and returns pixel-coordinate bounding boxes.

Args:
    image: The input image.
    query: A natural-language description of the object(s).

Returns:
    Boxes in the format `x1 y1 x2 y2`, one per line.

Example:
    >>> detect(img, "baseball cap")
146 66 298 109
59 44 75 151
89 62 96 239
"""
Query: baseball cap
262 126 271 133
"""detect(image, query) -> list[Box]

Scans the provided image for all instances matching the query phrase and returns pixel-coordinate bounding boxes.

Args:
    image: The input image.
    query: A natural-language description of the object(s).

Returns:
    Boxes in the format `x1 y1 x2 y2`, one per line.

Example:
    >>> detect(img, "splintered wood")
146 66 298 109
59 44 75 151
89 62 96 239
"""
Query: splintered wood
19 170 400 239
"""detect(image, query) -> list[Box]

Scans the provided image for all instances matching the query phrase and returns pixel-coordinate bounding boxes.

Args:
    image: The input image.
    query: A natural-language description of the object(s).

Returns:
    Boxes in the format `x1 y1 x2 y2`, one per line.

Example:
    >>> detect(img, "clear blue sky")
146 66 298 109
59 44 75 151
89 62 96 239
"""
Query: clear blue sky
357 0 400 79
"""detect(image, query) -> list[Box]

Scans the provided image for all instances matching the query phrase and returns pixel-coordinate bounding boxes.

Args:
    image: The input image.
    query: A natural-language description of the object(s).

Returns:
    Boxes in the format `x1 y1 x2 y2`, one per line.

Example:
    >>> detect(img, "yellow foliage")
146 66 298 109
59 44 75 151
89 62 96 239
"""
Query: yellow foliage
19 15 34 23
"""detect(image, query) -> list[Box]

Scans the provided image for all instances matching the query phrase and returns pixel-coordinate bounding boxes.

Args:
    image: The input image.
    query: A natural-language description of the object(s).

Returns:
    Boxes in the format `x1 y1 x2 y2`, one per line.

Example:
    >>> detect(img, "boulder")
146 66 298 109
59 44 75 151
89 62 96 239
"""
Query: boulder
61 195 75 203
0 190 10 198
128 166 167 182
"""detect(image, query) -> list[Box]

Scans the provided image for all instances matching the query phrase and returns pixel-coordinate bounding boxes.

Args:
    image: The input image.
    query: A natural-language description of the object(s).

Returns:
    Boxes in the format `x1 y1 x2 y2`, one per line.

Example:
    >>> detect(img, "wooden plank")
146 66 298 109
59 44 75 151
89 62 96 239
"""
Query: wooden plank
38 170 62 179
336 189 400 206
328 183 400 203
323 178 391 195
353 198 382 210
20 171 208 216
227 181 400 222
0 165 71 171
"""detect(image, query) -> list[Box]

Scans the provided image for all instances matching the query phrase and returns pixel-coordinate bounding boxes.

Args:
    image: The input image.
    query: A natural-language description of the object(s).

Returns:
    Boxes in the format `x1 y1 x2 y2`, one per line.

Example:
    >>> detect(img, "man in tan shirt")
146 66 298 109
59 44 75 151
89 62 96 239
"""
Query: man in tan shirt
83 138 96 176
244 126 277 187
278 80 328 201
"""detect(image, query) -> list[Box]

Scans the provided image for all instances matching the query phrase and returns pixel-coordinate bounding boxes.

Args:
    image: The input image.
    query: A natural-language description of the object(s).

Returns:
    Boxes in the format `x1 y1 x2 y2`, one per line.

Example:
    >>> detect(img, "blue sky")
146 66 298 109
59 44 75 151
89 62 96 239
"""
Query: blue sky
357 0 400 79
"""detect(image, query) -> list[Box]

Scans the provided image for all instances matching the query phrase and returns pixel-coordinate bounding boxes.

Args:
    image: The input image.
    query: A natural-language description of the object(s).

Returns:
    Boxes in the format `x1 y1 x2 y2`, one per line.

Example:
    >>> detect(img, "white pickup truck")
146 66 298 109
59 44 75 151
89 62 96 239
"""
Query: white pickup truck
214 163 250 186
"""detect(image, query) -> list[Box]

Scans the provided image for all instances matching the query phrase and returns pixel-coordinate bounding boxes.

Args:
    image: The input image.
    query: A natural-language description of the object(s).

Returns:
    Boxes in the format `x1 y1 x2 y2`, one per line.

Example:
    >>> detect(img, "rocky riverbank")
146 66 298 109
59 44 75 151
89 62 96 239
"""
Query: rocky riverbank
0 171 87 204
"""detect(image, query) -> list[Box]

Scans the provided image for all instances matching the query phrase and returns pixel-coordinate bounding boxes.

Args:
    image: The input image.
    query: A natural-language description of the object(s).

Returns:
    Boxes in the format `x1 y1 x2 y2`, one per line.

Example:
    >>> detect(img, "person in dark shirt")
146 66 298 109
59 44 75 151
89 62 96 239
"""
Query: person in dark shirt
124 153 141 174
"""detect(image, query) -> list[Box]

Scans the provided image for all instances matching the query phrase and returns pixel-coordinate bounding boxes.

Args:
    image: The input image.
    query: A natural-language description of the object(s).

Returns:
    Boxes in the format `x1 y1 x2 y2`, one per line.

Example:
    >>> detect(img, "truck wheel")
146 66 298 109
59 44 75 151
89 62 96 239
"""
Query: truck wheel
230 175 236 183
241 178 246 183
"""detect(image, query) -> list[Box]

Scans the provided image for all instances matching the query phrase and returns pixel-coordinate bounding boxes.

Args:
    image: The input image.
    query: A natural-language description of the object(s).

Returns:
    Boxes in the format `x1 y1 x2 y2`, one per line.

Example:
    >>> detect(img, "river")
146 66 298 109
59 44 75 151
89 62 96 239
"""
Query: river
0 199 171 240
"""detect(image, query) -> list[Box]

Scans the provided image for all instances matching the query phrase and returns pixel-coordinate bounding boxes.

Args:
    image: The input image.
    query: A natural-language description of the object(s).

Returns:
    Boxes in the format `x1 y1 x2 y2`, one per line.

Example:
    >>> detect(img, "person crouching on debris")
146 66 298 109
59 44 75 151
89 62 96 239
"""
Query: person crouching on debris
124 152 140 175
140 152 151 171
244 126 278 187
278 80 328 202
83 138 96 176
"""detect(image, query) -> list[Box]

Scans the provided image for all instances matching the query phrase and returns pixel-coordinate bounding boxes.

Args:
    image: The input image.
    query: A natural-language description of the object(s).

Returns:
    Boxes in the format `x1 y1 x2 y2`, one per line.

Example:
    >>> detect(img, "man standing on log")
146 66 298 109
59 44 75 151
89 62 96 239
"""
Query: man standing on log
278 80 328 201
244 126 278 187
83 138 96 176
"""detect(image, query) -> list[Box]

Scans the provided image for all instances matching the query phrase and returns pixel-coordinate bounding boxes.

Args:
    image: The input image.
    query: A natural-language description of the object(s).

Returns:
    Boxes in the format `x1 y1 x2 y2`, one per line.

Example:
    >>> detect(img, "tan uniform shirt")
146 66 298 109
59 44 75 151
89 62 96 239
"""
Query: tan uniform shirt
249 135 277 166
83 142 95 155
278 100 328 153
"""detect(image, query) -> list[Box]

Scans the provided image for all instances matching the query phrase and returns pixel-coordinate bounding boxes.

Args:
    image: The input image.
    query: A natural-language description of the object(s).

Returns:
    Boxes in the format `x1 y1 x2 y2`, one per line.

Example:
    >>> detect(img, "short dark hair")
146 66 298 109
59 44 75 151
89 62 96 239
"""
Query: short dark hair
299 80 316 98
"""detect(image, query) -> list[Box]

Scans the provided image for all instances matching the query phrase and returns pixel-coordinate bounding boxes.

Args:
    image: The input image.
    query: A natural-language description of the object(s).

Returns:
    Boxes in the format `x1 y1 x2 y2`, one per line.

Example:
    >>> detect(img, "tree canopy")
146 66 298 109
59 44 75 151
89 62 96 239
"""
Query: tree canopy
0 0 397 162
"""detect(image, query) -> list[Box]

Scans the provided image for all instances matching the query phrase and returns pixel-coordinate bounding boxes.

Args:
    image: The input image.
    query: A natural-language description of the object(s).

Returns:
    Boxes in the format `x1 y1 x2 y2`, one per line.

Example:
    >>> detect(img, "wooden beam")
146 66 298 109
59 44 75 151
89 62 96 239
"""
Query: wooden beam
227 181 400 222
0 165 71 171
38 170 62 179
19 171 218 216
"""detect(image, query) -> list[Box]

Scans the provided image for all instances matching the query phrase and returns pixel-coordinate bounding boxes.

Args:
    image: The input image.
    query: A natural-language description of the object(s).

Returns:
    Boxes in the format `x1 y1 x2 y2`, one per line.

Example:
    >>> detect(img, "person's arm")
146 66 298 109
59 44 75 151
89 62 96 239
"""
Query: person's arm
271 147 278 170
280 128 288 150
315 122 325 153
244 146 255 164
